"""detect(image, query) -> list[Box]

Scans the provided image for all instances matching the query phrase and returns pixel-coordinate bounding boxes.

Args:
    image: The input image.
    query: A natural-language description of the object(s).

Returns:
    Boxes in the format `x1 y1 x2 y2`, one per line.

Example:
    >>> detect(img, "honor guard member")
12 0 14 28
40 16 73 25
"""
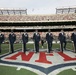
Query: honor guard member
9 30 16 53
58 29 66 53
71 28 76 53
22 30 28 53
46 29 53 53
33 29 40 53
0 31 4 53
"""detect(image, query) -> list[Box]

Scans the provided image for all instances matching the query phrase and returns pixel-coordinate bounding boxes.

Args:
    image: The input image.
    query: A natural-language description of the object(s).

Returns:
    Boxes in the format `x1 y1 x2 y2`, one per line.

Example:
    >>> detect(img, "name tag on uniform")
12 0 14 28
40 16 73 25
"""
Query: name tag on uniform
74 33 76 35
25 34 27 37
62 33 64 35
36 33 37 35
13 34 15 37
51 34 52 36
37 34 39 36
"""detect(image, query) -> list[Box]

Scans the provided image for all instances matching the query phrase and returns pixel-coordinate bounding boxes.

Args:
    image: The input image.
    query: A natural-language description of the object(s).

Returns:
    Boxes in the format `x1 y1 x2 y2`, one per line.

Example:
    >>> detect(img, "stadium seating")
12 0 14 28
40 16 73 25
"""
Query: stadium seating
0 13 76 21
0 9 76 43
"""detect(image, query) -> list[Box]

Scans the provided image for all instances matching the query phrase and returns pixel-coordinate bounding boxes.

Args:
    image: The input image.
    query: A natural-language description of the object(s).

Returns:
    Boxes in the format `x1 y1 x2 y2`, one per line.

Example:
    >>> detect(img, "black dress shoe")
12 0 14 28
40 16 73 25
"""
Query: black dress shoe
35 52 37 53
47 51 50 53
64 48 66 50
74 51 76 53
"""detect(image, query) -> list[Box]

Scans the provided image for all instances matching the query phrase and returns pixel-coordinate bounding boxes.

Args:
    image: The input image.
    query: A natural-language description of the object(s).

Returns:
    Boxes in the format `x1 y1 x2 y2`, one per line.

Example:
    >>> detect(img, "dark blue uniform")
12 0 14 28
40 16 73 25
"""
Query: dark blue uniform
71 33 76 53
58 32 66 52
33 32 40 53
0 34 4 53
22 33 28 53
46 32 53 53
9 33 16 53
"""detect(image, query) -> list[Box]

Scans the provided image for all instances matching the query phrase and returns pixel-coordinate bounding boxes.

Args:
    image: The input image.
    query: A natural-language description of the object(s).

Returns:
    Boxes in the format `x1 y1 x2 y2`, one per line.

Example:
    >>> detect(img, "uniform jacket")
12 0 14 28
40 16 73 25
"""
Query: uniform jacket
58 32 66 42
71 33 76 42
22 33 28 43
33 33 40 42
46 32 53 42
0 34 4 44
9 33 16 44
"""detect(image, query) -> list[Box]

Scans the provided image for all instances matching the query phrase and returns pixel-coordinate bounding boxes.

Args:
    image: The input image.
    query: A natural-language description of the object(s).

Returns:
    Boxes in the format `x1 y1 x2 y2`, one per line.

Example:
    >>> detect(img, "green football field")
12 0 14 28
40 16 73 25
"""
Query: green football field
0 42 74 55
0 65 76 75
0 42 75 75
57 69 76 75
0 65 37 75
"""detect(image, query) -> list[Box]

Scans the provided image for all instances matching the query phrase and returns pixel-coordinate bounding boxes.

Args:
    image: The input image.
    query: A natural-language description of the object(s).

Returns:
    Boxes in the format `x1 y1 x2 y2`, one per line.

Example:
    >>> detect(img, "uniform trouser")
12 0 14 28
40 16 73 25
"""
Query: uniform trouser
74 42 76 52
47 42 52 53
10 43 14 53
41 41 44 47
64 41 66 49
23 43 26 53
60 41 66 52
35 41 39 52
0 44 1 53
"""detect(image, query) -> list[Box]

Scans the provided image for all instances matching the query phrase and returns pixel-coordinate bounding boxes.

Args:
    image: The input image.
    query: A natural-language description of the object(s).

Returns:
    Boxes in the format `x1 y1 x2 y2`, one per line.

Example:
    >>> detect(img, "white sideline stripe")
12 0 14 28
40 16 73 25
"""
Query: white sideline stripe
72 67 76 71
17 67 21 70
48 65 76 75
0 63 46 75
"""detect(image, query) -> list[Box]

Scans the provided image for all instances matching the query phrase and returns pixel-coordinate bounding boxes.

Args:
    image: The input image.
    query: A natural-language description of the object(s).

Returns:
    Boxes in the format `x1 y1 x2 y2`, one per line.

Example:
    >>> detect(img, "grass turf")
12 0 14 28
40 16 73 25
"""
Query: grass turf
57 69 76 75
0 42 74 55
0 65 37 75
0 43 22 55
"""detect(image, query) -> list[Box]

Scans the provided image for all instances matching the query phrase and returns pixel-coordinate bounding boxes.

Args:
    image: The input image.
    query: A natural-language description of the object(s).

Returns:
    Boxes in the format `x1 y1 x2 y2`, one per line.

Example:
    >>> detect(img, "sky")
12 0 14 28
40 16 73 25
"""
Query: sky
0 0 76 14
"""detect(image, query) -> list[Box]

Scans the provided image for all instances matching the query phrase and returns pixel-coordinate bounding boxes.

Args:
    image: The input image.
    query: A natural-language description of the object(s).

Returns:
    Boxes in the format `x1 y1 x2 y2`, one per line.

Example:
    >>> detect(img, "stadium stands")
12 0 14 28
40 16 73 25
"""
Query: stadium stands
0 8 27 15
0 8 76 43
0 13 76 22
56 7 76 14
0 25 76 30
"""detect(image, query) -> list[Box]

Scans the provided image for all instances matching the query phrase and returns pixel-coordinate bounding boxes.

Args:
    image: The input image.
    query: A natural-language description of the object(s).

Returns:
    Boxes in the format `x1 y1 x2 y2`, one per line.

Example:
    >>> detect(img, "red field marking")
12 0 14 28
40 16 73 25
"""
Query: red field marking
58 52 76 61
5 52 34 61
5 51 76 64
35 52 53 64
